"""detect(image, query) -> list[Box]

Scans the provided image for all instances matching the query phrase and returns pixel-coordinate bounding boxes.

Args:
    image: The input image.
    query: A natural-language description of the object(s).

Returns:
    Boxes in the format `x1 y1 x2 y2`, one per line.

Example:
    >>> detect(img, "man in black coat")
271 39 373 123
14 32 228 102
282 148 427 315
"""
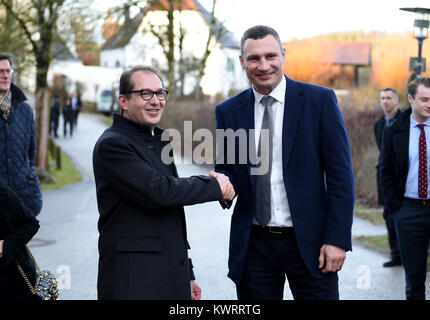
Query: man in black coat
380 77 430 300
49 96 60 138
93 65 235 300
374 87 402 267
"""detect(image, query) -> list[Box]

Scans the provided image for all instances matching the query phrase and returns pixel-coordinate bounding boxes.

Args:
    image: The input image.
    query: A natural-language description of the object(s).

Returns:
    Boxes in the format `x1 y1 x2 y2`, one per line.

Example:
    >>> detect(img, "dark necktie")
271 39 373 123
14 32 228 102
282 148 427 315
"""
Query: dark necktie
418 124 427 198
255 96 275 226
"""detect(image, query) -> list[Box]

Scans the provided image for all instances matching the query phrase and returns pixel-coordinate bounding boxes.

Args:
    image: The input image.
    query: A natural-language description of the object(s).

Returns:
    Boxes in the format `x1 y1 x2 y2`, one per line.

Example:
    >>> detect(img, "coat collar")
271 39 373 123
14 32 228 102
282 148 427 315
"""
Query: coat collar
390 108 411 170
111 113 164 137
10 83 27 106
390 108 411 133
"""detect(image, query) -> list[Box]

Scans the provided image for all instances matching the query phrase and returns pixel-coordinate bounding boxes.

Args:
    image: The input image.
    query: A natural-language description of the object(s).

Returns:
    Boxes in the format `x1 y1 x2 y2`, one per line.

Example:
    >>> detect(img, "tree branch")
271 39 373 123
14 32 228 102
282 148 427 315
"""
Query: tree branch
1 0 39 53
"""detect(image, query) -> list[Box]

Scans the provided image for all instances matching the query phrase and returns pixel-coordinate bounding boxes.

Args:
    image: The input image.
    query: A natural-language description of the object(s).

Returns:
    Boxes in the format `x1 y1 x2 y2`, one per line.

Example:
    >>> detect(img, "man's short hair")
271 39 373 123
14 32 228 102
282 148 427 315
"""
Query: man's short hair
381 87 398 99
240 25 283 57
0 52 13 66
119 65 163 99
408 77 430 99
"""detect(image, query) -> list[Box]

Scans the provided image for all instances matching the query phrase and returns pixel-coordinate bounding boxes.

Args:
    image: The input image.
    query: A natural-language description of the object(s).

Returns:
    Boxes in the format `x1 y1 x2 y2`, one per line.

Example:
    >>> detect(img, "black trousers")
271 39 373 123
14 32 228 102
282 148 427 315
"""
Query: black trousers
383 207 401 260
394 199 430 300
236 227 339 300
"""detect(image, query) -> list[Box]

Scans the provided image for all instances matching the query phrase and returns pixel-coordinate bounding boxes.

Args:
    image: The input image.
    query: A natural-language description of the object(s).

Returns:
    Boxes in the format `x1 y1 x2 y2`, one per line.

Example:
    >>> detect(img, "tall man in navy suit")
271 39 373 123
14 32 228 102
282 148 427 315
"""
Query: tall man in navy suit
213 25 354 300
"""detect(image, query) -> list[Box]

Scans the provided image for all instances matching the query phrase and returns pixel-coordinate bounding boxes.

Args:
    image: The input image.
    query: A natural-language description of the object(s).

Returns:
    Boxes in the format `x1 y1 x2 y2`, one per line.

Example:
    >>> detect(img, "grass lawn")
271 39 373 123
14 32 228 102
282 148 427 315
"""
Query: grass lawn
354 204 430 266
354 204 385 224
41 150 82 190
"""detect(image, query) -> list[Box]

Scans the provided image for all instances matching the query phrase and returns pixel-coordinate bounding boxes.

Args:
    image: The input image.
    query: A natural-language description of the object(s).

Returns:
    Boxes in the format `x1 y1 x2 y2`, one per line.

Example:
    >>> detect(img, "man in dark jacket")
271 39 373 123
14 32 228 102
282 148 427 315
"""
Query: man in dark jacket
374 87 402 267
380 77 430 300
49 95 60 138
93 65 235 300
0 53 42 217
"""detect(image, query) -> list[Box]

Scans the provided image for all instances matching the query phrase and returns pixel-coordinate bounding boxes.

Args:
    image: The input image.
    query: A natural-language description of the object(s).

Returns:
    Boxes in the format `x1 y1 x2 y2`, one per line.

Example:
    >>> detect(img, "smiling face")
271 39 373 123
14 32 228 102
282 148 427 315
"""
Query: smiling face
409 84 430 123
0 59 12 94
119 70 165 129
239 34 286 95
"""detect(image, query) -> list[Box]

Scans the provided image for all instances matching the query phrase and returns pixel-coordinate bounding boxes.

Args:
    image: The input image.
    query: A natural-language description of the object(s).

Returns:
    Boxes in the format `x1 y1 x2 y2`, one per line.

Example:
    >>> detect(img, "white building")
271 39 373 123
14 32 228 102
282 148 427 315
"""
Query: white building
100 0 248 98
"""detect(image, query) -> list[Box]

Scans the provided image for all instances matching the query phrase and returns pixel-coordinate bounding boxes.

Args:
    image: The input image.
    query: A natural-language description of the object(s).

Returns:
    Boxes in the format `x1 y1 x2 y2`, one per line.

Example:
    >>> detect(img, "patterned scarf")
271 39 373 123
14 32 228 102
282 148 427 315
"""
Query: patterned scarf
0 90 12 120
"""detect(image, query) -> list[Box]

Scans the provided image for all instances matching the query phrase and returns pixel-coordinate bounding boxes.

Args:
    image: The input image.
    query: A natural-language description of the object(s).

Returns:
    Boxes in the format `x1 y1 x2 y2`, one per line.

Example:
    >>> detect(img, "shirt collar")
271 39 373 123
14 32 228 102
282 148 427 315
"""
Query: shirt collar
253 76 286 105
410 113 430 127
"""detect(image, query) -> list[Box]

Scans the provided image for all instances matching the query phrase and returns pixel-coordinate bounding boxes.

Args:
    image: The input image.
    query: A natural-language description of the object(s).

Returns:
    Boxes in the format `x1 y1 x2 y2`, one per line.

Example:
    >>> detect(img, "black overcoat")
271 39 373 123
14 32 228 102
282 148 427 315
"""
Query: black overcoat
93 114 222 300
0 179 40 300
374 109 402 204
380 108 412 215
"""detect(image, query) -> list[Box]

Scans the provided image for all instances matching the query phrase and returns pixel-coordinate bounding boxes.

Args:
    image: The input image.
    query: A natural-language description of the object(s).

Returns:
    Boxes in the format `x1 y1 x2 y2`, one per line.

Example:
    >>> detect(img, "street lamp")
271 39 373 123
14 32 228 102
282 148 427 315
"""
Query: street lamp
400 7 430 77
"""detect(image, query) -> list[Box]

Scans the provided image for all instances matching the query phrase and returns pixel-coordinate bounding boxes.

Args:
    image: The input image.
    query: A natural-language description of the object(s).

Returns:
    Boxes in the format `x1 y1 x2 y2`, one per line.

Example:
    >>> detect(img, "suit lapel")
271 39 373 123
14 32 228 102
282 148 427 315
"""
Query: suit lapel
392 110 411 172
235 89 257 189
283 77 305 169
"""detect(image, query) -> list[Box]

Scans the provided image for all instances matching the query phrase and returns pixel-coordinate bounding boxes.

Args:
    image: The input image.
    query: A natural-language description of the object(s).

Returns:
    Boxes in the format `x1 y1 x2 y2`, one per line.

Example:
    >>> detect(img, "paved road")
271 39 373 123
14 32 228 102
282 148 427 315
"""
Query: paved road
30 113 430 300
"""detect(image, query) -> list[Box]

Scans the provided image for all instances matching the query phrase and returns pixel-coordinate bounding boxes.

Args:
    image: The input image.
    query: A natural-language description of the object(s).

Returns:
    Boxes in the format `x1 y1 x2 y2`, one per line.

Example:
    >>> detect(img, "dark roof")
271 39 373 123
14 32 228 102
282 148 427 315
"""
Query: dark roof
319 42 371 66
101 0 239 51
51 40 79 61
101 8 146 50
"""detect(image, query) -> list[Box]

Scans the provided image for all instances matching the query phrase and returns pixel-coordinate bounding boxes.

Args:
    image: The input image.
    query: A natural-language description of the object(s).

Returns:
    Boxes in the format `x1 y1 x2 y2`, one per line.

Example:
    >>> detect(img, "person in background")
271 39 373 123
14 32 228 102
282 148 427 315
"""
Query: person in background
71 91 81 128
0 52 42 217
63 97 74 137
49 95 60 138
374 87 402 267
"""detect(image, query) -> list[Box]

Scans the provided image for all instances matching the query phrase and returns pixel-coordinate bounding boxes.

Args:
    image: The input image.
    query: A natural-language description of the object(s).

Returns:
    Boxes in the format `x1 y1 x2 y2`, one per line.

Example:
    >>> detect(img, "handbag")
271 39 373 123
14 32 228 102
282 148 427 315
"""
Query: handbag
16 245 59 300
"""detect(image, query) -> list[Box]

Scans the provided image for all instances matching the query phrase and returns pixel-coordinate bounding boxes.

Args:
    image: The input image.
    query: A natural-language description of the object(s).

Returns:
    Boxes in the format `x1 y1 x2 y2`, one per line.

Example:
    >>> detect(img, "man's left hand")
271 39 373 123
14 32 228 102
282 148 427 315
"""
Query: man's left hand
318 244 346 274
190 280 201 300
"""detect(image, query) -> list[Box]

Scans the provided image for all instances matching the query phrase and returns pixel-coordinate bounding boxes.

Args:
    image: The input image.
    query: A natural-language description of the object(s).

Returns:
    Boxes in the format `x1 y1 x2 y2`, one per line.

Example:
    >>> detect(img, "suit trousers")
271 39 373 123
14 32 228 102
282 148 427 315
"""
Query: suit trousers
236 227 339 300
383 207 401 260
394 199 430 300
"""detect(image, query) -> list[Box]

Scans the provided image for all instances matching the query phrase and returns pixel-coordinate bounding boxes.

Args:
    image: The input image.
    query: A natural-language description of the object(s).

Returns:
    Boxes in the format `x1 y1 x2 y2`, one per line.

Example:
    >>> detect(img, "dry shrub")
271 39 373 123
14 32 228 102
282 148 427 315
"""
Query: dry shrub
339 88 382 206
159 99 216 164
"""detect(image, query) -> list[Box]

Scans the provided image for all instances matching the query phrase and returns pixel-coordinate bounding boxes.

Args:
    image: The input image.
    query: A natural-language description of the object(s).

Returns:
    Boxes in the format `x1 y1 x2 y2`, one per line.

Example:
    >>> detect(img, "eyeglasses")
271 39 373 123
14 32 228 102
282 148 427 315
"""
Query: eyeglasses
0 69 13 75
127 89 168 101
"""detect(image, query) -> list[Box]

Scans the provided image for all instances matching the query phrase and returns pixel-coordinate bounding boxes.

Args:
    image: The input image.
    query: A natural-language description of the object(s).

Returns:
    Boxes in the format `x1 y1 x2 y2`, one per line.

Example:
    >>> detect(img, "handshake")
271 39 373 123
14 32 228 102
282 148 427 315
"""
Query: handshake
209 171 236 201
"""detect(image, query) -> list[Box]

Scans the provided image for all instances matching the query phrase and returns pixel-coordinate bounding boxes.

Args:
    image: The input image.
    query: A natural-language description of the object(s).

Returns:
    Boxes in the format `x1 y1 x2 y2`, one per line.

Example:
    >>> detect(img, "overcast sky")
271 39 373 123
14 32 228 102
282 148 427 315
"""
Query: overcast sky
195 0 430 42
95 0 430 42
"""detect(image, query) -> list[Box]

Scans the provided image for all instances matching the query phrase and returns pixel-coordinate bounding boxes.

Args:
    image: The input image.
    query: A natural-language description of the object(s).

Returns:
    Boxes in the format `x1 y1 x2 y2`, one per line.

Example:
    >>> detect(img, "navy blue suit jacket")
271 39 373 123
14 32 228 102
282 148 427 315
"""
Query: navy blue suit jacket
214 76 354 283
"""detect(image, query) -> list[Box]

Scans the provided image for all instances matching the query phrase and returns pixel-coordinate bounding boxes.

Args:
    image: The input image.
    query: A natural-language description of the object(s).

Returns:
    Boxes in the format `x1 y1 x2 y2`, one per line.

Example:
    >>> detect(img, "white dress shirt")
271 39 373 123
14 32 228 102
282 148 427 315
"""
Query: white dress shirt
404 114 430 199
252 76 293 227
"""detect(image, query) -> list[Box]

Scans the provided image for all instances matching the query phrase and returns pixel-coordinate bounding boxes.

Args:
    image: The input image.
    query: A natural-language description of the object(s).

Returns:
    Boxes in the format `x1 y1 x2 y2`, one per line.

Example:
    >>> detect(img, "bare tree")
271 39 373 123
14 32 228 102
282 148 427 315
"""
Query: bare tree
1 0 68 169
0 0 34 87
193 0 226 100
145 0 224 100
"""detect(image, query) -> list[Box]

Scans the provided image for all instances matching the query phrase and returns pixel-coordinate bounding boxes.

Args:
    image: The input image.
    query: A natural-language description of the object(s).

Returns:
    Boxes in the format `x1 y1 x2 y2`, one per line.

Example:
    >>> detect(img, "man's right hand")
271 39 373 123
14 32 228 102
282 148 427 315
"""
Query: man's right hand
209 171 235 201
0 240 3 258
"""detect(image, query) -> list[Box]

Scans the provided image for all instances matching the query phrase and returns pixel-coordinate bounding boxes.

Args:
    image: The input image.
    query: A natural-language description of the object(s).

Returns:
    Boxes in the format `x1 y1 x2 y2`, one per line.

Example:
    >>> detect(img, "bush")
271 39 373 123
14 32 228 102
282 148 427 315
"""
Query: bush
339 87 383 207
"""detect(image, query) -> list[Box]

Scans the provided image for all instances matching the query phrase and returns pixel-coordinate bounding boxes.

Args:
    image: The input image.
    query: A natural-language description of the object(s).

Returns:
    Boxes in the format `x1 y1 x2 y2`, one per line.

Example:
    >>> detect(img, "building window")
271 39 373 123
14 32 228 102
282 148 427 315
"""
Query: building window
226 57 235 73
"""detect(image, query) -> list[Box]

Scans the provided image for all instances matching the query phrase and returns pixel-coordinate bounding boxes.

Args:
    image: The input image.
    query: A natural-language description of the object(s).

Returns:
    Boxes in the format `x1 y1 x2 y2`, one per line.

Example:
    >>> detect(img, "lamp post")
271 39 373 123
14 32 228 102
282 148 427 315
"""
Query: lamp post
400 7 430 77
